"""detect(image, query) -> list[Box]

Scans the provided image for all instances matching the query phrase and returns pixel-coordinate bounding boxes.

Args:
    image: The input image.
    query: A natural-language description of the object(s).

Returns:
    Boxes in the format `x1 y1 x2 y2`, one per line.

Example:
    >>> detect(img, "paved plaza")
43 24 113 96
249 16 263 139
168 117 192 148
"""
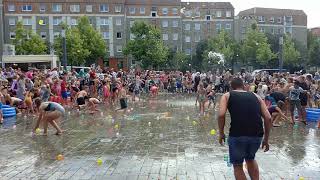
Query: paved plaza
0 95 319 180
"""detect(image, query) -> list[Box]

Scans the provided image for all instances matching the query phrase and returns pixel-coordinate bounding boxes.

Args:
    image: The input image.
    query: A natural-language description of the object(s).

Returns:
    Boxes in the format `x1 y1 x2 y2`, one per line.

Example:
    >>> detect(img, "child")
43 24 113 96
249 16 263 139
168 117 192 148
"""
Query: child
24 91 34 114
195 83 207 116
103 81 111 104
288 81 306 125
206 84 216 109
118 84 128 110
268 101 289 127
87 97 101 112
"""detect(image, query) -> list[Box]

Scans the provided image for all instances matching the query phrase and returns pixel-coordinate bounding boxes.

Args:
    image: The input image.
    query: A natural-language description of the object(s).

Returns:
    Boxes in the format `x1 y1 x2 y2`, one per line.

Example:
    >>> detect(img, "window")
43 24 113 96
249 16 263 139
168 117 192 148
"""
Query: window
130 33 135 40
195 23 201 31
216 11 222 18
162 20 168 28
52 4 62 12
206 15 211 21
152 12 157 17
116 32 122 39
54 32 61 38
271 28 275 34
172 8 178 15
195 11 200 17
22 5 32 12
71 18 78 25
10 32 16 39
185 49 191 55
162 8 168 15
278 28 283 34
53 17 62 25
216 23 221 30
258 16 265 22
140 7 145 14
116 18 122 26
286 16 293 22
226 11 232 18
115 5 122 13
102 32 110 39
39 17 47 25
8 4 15 12
173 33 178 41
100 18 109 25
86 5 93 13
40 32 47 39
277 17 282 24
151 7 157 11
185 24 190 31
285 27 292 34
259 27 265 33
195 35 200 42
268 17 274 23
40 4 46 12
185 10 191 17
100 4 109 12
163 34 169 41
225 23 231 30
130 21 135 27
129 7 135 14
70 5 80 13
172 20 178 27
116 46 122 52
185 36 191 43
9 18 16 25
241 27 246 34
23 18 32 25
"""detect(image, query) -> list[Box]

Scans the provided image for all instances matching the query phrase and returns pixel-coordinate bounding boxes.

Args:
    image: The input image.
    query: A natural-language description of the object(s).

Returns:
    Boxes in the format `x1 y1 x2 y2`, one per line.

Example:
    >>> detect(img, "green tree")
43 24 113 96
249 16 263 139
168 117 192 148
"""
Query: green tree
13 21 47 55
54 27 90 66
167 50 188 70
308 40 320 66
241 24 275 67
193 39 209 70
204 30 234 66
77 16 107 65
124 21 168 69
283 36 301 66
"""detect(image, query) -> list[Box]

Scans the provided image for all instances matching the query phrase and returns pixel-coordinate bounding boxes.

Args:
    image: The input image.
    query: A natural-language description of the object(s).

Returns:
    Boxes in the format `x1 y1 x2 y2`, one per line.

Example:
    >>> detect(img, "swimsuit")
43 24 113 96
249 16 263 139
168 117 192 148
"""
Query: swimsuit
77 97 86 106
45 102 65 114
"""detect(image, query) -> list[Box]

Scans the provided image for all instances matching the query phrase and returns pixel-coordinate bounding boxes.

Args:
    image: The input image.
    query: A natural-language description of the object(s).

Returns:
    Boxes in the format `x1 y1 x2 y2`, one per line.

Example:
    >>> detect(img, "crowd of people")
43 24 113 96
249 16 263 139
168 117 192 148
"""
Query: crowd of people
0 67 319 130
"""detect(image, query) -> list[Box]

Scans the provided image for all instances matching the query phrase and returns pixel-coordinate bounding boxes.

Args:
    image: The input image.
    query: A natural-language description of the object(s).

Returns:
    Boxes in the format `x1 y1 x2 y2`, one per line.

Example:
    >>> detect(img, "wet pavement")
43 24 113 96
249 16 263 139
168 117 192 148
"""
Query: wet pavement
0 94 320 180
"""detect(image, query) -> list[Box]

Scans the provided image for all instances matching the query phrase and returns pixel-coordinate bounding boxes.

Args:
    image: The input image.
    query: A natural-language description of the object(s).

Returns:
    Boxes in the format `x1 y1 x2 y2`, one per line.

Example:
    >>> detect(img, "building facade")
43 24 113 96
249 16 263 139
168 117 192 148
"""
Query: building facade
2 1 308 69
310 27 320 40
235 7 308 46
2 0 234 69
0 0 4 64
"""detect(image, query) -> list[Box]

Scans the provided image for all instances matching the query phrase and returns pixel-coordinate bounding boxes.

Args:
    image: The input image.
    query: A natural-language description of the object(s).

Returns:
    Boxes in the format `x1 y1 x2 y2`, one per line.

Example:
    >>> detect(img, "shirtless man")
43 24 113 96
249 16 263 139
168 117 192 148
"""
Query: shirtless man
118 84 128 110
75 86 88 110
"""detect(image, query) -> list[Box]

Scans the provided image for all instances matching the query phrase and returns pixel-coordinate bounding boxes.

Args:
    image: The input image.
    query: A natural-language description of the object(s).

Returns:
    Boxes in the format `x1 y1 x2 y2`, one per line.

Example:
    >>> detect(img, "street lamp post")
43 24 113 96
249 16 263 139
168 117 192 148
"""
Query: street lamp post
61 28 67 72
279 35 284 73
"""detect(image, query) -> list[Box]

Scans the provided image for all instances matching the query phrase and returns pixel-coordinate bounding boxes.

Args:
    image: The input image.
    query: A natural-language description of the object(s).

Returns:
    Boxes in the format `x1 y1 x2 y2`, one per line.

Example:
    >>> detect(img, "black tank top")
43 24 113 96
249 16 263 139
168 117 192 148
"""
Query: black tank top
227 91 264 137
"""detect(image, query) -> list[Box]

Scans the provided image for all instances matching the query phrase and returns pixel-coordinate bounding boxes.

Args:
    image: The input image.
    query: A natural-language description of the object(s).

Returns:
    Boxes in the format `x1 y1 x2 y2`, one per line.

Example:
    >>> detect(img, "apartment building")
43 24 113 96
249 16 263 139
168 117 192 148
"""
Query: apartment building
2 0 234 69
180 2 234 55
0 0 4 62
310 27 320 40
234 7 308 46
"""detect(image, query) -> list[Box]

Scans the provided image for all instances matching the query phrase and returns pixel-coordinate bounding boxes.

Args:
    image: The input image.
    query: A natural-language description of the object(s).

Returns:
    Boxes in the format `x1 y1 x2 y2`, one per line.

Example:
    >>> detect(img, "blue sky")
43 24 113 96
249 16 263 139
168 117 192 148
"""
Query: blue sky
182 0 320 28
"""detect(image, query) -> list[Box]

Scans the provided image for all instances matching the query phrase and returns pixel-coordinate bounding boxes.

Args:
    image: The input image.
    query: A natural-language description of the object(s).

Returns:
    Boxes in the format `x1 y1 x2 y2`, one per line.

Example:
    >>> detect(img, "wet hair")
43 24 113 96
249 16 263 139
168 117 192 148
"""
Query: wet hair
277 101 285 110
231 78 244 90
34 98 42 108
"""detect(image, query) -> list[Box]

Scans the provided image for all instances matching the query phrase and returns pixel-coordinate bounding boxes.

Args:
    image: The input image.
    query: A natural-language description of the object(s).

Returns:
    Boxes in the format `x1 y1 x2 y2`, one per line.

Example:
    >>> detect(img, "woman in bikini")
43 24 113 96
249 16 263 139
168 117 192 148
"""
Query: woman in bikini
196 83 207 115
33 98 64 136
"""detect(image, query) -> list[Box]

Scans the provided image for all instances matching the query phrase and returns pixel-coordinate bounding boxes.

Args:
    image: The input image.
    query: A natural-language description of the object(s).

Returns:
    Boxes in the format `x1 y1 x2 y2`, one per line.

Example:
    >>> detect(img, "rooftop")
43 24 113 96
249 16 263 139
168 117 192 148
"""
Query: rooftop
239 7 306 16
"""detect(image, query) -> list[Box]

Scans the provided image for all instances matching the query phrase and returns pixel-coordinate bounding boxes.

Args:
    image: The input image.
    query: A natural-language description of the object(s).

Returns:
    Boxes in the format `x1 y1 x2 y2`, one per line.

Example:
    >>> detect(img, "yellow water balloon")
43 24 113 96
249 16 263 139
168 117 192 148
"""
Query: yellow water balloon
35 128 41 134
192 121 197 125
114 124 119 129
210 129 216 135
97 158 103 166
39 20 44 25
56 154 64 161
299 177 305 180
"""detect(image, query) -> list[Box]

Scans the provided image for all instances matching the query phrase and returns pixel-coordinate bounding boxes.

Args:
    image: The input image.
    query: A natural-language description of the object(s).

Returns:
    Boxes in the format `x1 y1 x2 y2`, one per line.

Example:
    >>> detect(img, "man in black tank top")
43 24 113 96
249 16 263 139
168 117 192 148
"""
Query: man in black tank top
218 78 272 180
